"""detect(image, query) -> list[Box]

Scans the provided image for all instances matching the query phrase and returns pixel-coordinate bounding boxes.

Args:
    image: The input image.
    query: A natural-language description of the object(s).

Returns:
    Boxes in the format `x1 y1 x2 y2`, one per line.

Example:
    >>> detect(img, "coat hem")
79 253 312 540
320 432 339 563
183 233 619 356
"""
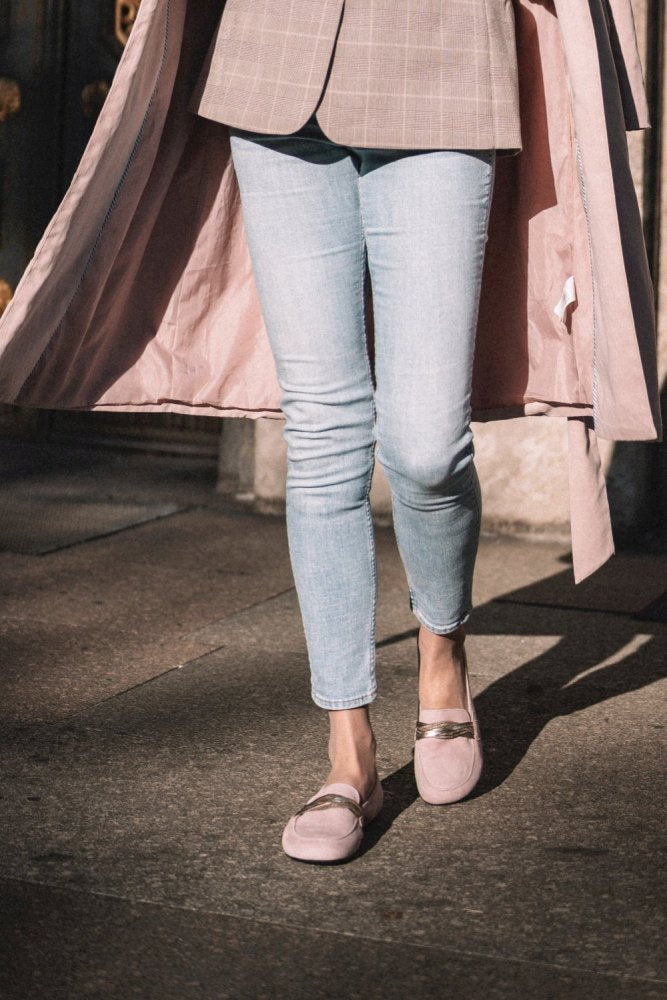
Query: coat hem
14 398 593 424
6 398 660 442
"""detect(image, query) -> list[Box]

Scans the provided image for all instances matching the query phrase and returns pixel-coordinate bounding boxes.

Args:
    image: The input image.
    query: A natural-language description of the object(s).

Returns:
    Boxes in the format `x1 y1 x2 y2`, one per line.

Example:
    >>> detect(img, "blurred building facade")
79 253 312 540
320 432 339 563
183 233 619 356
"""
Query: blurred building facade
0 1 664 539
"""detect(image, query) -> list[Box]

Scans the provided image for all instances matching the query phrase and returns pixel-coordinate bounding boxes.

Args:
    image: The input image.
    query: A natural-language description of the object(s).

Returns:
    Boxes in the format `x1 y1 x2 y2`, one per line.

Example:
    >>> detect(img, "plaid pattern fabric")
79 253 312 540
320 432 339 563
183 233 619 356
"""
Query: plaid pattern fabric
192 0 522 152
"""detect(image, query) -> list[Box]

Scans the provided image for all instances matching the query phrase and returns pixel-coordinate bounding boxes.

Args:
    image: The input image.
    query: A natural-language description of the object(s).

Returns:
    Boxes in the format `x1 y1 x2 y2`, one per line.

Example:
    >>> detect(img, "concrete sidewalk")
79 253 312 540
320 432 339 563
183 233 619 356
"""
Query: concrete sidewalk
0 439 665 999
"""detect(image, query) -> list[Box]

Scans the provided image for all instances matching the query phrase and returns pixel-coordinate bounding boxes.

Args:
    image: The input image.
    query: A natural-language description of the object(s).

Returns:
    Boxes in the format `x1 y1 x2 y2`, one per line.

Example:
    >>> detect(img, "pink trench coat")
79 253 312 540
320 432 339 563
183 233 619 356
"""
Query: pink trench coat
0 0 661 583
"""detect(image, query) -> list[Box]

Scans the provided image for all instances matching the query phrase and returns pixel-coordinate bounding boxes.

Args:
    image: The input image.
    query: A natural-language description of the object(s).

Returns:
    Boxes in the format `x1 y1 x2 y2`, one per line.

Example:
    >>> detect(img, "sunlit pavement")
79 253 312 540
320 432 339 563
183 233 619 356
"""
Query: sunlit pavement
0 439 664 1000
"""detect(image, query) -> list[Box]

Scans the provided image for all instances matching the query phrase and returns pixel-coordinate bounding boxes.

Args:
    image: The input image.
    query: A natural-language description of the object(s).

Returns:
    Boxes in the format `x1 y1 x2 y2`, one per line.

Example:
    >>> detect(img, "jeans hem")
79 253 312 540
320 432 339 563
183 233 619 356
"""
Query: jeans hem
410 603 472 636
312 689 378 710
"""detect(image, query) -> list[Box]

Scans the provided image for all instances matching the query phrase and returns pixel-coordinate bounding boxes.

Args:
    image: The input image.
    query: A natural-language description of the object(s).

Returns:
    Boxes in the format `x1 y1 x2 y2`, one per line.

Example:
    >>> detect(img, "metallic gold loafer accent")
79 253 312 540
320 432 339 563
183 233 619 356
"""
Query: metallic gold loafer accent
294 792 364 820
415 719 475 741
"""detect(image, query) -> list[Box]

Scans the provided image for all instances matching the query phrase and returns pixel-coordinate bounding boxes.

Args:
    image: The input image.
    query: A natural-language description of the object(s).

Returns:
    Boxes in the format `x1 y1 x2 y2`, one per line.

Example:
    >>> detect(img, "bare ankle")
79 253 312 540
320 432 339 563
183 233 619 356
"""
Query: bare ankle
417 626 468 710
328 729 377 767
418 625 465 664
325 706 377 798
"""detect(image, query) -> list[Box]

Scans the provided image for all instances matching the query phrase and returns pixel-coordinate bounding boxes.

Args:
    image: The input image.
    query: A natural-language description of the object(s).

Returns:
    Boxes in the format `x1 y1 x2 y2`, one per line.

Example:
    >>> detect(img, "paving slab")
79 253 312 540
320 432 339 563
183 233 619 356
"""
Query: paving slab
1 440 665 997
0 879 662 1000
0 489 184 555
1 590 664 985
471 533 573 606
0 505 295 725
493 549 667 618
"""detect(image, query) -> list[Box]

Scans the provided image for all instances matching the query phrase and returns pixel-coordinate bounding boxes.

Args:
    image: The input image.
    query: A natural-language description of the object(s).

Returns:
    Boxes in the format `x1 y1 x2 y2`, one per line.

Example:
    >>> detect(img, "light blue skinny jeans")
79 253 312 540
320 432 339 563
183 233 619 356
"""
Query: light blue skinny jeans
229 113 496 710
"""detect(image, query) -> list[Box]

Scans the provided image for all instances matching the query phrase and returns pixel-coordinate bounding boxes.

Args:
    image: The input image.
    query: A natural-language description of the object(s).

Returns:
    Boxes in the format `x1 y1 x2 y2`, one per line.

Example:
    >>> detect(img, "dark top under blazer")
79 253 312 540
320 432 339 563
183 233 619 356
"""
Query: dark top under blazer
191 0 523 153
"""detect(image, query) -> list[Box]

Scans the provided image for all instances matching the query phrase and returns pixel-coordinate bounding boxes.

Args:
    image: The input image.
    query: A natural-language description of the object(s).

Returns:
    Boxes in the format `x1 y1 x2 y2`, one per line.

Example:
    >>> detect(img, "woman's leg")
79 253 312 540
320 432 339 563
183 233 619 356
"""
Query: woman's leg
356 145 496 707
228 121 378 795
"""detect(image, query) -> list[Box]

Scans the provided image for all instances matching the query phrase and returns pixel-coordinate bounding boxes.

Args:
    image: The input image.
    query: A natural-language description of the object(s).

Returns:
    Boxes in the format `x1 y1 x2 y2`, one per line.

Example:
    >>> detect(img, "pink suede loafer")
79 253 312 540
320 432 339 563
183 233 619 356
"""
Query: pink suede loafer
414 648 483 805
281 777 384 863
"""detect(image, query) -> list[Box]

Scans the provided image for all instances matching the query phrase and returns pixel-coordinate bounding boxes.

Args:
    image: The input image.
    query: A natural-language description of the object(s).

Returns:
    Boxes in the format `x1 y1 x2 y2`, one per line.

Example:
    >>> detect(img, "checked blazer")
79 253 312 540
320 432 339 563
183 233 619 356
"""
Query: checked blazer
191 0 523 152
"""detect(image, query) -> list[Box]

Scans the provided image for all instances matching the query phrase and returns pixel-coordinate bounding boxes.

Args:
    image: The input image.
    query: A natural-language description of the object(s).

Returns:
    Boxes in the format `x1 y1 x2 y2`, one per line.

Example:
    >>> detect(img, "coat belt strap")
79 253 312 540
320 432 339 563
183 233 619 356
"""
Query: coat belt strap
567 416 615 583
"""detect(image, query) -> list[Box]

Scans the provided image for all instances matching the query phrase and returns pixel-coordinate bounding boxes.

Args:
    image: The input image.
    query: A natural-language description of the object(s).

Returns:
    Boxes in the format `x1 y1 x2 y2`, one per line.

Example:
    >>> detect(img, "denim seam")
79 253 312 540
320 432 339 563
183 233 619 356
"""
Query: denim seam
356 171 378 704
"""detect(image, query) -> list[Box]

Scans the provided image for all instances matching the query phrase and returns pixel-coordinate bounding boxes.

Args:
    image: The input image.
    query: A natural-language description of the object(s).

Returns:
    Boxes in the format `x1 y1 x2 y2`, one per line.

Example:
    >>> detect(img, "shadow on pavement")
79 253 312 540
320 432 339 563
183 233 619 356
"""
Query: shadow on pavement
372 560 665 820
